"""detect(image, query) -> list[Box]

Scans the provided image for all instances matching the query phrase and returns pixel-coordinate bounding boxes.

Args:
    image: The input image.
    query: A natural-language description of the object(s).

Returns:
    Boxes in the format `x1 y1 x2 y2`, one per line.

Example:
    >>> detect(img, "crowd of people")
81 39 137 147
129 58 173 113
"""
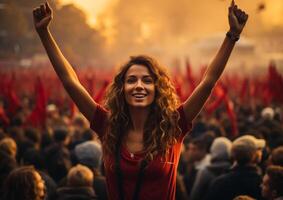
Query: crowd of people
0 74 283 200
1 0 283 200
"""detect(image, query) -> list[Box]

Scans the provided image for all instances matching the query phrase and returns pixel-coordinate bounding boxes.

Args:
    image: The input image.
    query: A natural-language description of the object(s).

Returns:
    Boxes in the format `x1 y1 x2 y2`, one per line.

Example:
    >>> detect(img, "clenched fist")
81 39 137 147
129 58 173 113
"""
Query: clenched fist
228 0 248 36
33 2 53 32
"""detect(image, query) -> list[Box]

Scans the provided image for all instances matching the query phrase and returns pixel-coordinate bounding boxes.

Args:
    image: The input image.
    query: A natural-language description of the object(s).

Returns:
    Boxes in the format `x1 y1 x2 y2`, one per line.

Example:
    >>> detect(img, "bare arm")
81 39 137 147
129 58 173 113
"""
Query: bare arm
183 0 248 122
33 2 97 122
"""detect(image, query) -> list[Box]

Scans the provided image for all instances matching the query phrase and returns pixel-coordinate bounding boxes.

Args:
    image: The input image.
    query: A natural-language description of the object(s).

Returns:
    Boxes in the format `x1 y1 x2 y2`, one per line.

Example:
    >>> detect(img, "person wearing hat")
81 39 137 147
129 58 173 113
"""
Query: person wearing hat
75 141 108 200
190 137 232 200
205 135 266 200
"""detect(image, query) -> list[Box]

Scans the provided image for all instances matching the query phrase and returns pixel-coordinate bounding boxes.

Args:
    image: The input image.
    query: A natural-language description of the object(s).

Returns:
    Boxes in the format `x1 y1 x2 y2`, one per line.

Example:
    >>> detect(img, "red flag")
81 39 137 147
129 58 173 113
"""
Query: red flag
205 83 226 115
86 74 96 98
240 78 249 103
173 75 186 102
185 58 196 95
265 62 283 104
25 77 47 128
3 74 21 115
224 96 238 138
94 80 110 103
0 104 10 126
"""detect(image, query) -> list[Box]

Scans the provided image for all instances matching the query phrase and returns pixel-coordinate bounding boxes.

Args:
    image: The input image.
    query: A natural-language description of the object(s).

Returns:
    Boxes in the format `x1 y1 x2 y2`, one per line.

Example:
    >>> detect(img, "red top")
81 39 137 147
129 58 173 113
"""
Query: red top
90 105 192 200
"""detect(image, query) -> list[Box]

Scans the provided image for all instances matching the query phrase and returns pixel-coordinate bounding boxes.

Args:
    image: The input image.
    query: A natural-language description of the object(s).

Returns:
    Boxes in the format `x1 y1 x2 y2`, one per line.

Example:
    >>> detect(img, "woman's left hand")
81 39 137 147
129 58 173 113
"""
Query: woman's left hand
228 0 248 35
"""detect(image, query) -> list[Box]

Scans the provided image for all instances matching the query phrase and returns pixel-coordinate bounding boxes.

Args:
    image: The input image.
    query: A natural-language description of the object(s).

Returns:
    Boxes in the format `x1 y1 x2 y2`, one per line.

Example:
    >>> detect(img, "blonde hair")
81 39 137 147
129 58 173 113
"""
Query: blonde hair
67 164 94 187
0 137 17 158
233 195 255 200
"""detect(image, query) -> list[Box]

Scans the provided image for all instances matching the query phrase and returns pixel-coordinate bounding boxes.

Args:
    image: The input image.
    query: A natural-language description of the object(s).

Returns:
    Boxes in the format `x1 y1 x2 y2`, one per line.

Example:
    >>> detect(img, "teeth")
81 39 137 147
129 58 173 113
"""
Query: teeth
133 94 146 98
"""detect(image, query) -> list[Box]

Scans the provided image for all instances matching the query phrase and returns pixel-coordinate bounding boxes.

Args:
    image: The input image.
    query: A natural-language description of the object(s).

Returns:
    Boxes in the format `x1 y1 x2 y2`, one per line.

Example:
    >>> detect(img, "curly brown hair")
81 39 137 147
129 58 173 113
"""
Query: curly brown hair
2 166 44 200
103 55 182 160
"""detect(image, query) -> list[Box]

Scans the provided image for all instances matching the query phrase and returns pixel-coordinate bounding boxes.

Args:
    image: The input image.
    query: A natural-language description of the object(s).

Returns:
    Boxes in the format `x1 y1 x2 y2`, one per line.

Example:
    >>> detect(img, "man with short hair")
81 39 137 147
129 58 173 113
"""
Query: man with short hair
205 135 265 200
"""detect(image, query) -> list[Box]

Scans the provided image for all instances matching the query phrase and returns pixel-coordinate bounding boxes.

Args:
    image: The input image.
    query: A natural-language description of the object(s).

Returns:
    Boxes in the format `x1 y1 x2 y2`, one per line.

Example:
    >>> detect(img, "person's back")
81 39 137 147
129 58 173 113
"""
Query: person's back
206 164 262 200
44 128 72 183
0 137 18 191
74 141 107 200
53 164 96 200
92 175 107 200
0 149 17 193
55 187 96 200
205 135 265 200
190 137 232 200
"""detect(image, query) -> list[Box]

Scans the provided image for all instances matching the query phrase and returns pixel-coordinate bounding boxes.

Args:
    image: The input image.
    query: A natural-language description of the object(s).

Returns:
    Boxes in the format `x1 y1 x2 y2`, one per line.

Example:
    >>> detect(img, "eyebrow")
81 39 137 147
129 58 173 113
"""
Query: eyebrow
125 75 153 78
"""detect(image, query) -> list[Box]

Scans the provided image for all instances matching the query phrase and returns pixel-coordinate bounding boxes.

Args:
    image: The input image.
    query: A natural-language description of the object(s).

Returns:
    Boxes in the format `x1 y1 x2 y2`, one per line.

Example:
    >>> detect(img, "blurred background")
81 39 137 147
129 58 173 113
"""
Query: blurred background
1 0 283 74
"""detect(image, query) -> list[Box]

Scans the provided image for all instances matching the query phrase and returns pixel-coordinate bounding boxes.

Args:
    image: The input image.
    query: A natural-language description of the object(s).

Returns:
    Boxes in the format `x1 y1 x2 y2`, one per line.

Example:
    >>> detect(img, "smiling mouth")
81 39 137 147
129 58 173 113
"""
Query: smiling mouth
132 93 147 98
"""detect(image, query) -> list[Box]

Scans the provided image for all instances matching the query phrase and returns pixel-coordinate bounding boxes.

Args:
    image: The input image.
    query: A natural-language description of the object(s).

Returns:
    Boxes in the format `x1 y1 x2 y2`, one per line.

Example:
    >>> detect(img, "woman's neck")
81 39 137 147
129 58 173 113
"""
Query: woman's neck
129 106 150 132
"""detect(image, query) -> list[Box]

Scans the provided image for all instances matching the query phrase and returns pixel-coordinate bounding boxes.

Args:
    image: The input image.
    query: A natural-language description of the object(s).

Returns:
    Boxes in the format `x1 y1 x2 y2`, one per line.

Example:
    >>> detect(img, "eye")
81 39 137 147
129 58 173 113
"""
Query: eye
143 77 154 84
125 77 136 84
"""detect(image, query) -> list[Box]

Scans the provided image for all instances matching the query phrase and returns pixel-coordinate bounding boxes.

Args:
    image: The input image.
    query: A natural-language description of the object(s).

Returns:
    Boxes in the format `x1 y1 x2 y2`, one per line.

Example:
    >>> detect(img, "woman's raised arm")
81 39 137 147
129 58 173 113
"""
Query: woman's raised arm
183 0 248 122
33 2 97 122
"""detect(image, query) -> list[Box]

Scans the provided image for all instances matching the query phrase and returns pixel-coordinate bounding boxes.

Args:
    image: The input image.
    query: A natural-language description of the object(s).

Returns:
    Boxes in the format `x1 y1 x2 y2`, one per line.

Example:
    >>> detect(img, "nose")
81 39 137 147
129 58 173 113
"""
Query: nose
135 79 144 90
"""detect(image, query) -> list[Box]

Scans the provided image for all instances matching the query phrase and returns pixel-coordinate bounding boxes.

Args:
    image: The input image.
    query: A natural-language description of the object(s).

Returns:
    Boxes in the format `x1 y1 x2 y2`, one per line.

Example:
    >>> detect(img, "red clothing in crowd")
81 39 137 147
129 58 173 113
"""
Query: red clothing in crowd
90 105 192 200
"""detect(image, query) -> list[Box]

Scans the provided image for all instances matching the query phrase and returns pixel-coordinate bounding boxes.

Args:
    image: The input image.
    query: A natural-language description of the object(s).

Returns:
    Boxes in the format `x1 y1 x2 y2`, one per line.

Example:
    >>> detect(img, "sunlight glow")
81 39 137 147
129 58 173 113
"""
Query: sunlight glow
59 0 110 27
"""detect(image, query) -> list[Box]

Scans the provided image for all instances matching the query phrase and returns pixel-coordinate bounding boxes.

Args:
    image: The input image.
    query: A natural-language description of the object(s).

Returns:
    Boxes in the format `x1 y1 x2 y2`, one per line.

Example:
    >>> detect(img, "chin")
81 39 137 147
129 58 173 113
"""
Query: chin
128 102 153 108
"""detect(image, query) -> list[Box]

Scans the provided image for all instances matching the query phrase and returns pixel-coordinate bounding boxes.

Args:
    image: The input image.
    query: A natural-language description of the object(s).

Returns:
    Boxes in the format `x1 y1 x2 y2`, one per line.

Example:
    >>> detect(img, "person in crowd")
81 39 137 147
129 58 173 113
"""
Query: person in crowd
44 127 72 183
257 107 281 130
1 166 45 200
183 135 211 195
0 137 17 158
268 146 283 166
22 148 57 200
46 103 68 130
205 135 265 200
261 165 283 200
8 127 34 162
233 195 256 200
52 164 96 200
175 173 189 200
69 114 90 149
24 127 42 150
0 137 18 192
75 141 108 200
33 0 248 199
190 137 232 200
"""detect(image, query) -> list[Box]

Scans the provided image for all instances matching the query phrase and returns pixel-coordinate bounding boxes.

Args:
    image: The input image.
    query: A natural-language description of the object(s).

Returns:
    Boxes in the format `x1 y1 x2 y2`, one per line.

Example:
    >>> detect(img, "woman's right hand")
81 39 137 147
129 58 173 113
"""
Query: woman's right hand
33 2 53 32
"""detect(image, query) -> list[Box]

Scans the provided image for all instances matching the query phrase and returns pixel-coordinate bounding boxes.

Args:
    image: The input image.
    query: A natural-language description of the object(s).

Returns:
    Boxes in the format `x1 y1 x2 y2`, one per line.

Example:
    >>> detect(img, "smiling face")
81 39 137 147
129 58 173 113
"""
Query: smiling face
124 64 155 109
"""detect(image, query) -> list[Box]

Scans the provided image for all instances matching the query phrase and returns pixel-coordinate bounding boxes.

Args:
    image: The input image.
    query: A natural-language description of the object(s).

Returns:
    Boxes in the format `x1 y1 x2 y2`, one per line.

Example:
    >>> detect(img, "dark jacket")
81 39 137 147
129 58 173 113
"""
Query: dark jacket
52 186 97 200
205 165 263 200
190 161 231 200
44 143 72 183
93 175 108 200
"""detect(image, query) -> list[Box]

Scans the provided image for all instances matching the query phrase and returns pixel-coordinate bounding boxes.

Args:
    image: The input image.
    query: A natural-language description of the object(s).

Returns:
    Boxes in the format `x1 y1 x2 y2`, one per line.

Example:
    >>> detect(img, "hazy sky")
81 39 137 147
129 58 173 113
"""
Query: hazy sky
60 0 283 28
58 0 283 69
59 0 110 25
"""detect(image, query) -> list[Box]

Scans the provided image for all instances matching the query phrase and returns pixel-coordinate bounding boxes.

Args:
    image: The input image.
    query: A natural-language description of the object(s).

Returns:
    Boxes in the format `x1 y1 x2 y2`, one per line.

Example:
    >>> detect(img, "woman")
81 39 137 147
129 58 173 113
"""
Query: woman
33 1 248 199
2 166 45 200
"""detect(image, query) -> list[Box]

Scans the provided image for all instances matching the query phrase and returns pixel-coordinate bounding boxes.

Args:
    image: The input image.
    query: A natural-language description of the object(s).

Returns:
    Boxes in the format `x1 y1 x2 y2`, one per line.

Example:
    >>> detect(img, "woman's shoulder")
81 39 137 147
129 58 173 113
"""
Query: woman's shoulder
177 104 193 135
89 104 109 138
